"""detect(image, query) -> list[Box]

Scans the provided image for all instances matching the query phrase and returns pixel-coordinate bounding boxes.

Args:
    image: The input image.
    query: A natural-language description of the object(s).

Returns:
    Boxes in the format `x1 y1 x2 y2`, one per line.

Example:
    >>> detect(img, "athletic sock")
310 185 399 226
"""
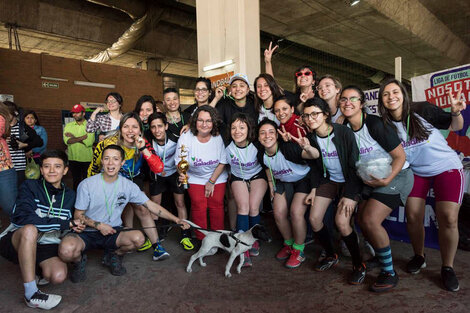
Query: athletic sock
342 231 362 268
292 242 305 252
314 225 335 256
284 238 294 246
236 214 249 232
24 280 38 300
249 214 260 228
375 245 395 275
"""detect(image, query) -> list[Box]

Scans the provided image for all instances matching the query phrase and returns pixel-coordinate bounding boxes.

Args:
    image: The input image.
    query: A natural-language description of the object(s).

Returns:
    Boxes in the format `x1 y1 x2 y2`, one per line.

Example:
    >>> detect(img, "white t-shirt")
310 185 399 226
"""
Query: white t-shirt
261 145 310 182
175 131 228 185
393 114 462 177
331 108 343 123
316 133 344 183
76 174 149 229
110 115 120 130
226 142 263 179
258 106 280 125
152 134 178 176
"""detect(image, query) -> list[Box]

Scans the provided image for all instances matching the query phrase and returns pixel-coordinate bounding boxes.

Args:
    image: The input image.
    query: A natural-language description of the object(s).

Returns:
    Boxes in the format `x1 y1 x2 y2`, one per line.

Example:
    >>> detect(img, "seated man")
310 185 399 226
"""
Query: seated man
0 150 84 310
59 145 190 281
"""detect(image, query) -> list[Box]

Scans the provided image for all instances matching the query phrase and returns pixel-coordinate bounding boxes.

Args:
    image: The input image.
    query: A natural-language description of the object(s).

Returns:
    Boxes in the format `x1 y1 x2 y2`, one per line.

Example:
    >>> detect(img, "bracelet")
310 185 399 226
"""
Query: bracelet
208 178 216 185
70 219 77 227
138 146 146 151
451 111 461 117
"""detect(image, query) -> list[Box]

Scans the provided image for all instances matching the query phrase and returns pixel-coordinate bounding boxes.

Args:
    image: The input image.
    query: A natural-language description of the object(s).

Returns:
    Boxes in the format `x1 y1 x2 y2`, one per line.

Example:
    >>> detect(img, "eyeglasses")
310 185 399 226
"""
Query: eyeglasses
338 96 361 104
295 71 313 77
301 111 323 120
316 83 334 91
194 88 209 93
196 119 213 125
106 99 118 104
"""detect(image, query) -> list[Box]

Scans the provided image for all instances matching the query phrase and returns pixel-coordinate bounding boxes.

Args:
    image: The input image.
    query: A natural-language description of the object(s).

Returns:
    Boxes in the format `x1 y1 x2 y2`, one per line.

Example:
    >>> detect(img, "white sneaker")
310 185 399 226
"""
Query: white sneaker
25 290 61 310
340 240 351 257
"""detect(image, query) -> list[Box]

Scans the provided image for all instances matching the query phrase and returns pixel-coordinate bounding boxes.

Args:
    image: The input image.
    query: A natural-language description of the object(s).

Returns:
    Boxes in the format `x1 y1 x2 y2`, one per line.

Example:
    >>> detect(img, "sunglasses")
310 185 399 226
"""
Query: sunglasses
295 71 313 77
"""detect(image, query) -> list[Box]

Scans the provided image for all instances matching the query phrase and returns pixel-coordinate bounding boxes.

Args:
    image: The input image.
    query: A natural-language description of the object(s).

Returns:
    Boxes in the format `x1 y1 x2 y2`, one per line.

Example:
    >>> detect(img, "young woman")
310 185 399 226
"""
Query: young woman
146 112 193 250
299 98 364 283
257 119 319 269
86 92 123 136
340 85 413 292
274 96 307 140
176 106 228 241
0 102 17 216
254 74 283 125
88 113 169 261
24 110 48 162
316 75 343 123
378 79 466 292
163 88 191 139
134 95 157 132
226 113 267 266
184 77 217 116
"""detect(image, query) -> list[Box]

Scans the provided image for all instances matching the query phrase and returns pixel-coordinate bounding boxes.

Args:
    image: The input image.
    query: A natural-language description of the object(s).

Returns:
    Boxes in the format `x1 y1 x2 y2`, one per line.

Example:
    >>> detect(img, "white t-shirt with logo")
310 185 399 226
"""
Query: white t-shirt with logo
152 133 178 176
226 142 263 179
258 106 280 125
260 143 310 182
175 131 228 185
393 114 462 177
316 133 344 183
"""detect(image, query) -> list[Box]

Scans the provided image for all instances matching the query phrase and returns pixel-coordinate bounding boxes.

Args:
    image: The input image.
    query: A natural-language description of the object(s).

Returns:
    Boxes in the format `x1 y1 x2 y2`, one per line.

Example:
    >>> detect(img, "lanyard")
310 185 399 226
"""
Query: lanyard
101 174 119 220
43 179 65 218
354 113 363 161
321 126 331 178
405 113 410 142
265 144 278 191
234 141 249 181
168 112 183 128
125 148 136 181
154 135 167 176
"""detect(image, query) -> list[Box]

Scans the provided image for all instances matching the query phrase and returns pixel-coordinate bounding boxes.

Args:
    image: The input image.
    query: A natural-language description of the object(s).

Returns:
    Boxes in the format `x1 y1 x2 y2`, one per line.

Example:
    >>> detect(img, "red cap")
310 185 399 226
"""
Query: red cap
71 104 85 113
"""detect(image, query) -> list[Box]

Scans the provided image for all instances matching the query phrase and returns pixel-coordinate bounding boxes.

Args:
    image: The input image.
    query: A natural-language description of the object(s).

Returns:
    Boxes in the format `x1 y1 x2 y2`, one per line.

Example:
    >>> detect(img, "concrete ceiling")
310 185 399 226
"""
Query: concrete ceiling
0 0 469 85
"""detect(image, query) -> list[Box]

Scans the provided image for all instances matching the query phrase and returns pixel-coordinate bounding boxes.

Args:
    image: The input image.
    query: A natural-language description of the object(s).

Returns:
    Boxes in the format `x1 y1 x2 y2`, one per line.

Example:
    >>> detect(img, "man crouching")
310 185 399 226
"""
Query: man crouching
59 144 189 281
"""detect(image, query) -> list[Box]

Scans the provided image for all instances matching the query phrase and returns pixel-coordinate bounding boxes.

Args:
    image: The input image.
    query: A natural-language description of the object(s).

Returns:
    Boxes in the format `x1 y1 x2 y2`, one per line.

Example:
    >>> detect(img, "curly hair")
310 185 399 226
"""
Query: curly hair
189 105 221 137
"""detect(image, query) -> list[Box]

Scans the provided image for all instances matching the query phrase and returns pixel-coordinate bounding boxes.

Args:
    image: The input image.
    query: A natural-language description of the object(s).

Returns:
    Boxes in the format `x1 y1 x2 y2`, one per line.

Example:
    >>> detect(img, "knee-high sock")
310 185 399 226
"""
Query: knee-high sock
237 214 249 232
314 225 335 257
249 214 260 228
375 245 395 275
342 231 362 268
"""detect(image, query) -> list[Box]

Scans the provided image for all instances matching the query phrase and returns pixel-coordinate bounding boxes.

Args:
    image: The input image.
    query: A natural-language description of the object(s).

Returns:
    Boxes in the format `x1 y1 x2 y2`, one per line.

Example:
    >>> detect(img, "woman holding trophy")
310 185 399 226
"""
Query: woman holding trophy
176 106 228 241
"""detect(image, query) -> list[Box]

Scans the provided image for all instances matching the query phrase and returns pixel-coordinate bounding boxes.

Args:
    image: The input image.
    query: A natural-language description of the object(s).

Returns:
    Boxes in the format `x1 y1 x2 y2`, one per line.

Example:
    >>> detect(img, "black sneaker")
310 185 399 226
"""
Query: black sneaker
25 290 61 310
365 256 381 270
314 253 339 271
105 252 126 276
406 254 426 274
441 266 459 292
349 263 367 285
70 254 87 283
370 271 398 292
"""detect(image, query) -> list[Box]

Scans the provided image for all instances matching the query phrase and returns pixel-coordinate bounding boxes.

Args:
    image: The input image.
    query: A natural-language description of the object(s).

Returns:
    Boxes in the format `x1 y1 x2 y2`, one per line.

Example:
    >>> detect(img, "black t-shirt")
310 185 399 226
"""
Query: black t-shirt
166 111 191 140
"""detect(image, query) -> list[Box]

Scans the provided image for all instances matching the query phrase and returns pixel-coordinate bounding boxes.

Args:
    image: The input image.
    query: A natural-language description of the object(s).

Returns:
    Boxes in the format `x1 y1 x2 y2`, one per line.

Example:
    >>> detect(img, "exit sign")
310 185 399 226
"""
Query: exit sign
42 82 59 89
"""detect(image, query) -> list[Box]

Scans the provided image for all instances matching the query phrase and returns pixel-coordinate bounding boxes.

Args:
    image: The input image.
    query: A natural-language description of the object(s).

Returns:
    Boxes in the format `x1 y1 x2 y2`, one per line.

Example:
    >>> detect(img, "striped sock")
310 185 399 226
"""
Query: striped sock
375 245 395 275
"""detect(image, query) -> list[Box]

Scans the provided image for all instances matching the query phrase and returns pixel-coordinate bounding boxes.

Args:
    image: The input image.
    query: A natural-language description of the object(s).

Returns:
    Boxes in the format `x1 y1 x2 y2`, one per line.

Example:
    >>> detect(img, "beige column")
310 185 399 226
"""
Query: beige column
196 0 260 88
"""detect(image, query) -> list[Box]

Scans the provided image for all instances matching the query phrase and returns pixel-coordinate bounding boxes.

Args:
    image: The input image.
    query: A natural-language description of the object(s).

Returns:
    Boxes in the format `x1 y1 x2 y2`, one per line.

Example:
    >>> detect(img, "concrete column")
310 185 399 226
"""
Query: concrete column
196 0 260 88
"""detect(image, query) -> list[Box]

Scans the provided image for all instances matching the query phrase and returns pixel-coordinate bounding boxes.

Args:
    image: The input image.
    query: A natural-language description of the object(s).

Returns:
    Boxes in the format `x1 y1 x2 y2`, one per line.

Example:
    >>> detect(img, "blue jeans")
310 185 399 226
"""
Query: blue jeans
0 168 18 216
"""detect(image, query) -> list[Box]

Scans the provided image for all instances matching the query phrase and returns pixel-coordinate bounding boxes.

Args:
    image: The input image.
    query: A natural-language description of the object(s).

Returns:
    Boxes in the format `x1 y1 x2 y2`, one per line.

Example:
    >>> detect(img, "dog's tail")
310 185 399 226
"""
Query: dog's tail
183 219 210 236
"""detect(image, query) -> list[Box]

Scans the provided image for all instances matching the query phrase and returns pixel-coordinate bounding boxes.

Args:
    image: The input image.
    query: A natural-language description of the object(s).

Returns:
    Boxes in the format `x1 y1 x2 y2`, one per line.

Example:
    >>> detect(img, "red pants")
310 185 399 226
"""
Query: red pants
188 183 226 240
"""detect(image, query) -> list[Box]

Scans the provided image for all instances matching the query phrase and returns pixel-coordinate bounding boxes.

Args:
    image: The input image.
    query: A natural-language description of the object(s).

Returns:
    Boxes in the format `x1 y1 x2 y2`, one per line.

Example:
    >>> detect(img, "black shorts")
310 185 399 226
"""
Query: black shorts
132 174 145 191
76 227 122 252
0 231 59 265
149 172 184 196
275 175 311 195
362 190 402 210
229 170 267 184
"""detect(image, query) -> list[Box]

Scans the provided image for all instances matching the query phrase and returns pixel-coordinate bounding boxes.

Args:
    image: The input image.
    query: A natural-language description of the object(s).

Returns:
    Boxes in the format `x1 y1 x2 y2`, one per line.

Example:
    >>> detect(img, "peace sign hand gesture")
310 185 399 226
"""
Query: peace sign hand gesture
264 41 279 64
290 128 310 149
277 125 291 142
448 88 466 114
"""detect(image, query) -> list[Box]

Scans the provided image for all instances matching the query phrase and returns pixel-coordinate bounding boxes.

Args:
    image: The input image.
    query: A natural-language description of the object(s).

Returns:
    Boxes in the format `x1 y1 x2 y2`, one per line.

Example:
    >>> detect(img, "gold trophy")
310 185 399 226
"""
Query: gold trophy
177 145 190 189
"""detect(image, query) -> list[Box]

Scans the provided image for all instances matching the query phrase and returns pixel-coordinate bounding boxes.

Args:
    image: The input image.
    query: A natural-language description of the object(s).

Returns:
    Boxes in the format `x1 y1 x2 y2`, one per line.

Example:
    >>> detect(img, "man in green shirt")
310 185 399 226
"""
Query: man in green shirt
64 104 95 190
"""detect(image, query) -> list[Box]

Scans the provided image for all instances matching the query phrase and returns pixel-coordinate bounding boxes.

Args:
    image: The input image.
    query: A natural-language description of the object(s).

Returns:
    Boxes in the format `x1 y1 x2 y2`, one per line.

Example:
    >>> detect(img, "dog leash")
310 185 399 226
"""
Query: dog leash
120 224 224 233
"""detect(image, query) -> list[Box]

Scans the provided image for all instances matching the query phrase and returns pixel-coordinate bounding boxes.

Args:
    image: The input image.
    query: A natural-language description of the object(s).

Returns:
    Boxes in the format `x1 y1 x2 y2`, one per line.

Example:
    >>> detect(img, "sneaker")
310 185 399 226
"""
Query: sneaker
153 242 170 261
137 238 152 252
406 255 426 274
285 248 305 269
243 251 253 267
70 254 87 283
25 290 61 310
250 241 260 257
363 240 375 257
315 253 339 271
317 249 327 262
105 252 126 276
180 237 194 250
35 275 49 286
341 240 351 257
441 266 459 292
275 244 292 261
370 271 398 292
365 256 381 270
349 263 367 285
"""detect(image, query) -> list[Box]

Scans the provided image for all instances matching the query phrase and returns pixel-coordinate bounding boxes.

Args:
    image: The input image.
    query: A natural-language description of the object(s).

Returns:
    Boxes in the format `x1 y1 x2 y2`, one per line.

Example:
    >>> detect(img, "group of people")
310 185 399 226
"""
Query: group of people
0 41 467 310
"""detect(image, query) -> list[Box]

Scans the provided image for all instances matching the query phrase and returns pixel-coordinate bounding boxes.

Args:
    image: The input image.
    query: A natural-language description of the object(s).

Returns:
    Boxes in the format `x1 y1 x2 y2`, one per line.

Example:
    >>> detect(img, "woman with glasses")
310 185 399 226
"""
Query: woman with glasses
176 106 228 241
298 98 363 283
378 79 466 292
254 73 284 125
184 77 218 117
257 119 319 269
340 85 413 292
87 92 123 136
316 75 343 123
163 88 191 140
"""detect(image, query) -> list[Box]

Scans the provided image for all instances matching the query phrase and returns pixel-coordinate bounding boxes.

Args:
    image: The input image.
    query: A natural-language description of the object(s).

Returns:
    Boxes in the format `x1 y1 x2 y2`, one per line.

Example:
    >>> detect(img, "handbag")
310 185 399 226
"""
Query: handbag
25 157 40 180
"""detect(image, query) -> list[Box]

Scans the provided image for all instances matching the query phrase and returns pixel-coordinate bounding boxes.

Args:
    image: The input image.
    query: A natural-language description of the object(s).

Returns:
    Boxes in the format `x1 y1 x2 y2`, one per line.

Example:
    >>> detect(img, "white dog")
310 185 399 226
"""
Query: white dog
184 220 272 277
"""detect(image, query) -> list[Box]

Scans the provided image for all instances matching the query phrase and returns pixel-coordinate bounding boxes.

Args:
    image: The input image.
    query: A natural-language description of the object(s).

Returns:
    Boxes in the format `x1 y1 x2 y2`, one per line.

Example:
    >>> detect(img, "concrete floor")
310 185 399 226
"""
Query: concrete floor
0 209 469 313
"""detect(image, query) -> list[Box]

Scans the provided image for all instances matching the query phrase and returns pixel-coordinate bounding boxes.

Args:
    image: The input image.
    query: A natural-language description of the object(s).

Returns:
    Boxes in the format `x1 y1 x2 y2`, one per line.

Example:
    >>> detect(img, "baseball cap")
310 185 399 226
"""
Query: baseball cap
71 104 85 113
229 73 249 86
